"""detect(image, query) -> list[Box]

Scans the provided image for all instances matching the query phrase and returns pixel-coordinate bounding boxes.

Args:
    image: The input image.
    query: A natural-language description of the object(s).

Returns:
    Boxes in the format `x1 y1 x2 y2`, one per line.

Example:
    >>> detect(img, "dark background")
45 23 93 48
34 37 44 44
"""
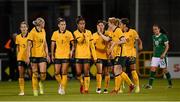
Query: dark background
0 0 180 52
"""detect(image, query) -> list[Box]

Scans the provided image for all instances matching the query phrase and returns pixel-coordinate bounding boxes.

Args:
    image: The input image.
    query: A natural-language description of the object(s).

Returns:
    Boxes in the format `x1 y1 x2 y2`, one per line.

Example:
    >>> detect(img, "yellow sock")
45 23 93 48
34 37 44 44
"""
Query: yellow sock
120 72 133 86
104 75 110 89
84 76 90 91
77 75 84 85
114 75 123 91
131 70 139 86
61 75 68 90
19 78 24 92
96 74 102 89
32 72 38 90
55 74 61 85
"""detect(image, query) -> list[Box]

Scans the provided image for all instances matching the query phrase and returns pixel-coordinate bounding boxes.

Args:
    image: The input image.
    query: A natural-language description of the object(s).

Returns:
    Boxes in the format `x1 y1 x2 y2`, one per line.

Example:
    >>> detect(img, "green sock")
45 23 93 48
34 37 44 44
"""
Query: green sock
165 72 172 85
148 71 156 86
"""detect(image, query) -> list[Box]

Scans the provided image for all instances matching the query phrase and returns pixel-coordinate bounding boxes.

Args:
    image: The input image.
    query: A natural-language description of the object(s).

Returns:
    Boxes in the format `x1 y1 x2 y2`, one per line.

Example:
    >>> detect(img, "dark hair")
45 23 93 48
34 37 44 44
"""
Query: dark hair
57 17 65 24
153 24 168 34
76 16 85 24
120 18 130 28
97 20 106 25
20 21 28 28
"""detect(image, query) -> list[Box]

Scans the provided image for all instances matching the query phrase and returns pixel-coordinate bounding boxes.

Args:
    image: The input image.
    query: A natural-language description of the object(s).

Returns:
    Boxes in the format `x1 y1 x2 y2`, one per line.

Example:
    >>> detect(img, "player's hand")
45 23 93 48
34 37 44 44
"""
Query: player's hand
51 55 55 63
138 44 143 51
160 53 165 59
47 55 51 63
70 50 74 58
25 57 30 65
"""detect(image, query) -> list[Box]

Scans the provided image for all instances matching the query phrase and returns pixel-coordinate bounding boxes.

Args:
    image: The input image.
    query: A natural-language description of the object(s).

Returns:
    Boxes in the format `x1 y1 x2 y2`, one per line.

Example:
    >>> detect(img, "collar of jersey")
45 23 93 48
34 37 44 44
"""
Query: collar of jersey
58 29 66 34
78 29 86 33
35 27 42 32
155 33 162 37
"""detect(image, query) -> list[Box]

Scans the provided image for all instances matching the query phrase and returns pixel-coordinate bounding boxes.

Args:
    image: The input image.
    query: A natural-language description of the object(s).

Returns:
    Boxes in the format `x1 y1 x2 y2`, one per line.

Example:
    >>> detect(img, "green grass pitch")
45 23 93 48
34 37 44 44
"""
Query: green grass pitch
0 79 180 101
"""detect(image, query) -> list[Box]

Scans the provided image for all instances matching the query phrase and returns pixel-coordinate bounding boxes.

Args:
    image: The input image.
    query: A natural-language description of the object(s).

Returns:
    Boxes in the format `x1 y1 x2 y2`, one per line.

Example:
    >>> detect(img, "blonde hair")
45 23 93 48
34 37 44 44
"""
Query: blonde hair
32 17 45 26
108 17 116 25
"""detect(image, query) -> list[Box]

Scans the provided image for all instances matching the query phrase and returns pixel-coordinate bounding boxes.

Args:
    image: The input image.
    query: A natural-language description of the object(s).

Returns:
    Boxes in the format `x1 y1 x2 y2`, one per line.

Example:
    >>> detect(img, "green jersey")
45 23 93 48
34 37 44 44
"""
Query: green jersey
152 33 168 57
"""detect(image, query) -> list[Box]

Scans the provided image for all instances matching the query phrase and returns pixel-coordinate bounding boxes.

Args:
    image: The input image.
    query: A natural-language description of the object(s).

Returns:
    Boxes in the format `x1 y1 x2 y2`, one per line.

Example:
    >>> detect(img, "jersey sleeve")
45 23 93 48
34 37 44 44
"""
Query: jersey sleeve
15 36 19 45
69 32 74 41
133 30 139 39
163 34 169 44
27 31 34 41
51 32 57 42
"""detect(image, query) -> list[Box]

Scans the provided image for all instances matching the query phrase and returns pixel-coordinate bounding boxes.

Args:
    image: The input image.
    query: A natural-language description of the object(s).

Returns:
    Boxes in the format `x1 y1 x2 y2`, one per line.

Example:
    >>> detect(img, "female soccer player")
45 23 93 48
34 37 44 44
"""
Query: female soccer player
144 24 172 89
51 18 74 95
73 16 97 94
16 21 29 96
26 17 50 96
106 17 135 94
118 18 143 93
93 20 111 94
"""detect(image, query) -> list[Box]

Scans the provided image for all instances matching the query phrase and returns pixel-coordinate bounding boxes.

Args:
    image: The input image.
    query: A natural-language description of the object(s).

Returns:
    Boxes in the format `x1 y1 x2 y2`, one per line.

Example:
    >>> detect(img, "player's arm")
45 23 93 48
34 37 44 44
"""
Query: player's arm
51 41 55 62
136 37 143 50
99 32 111 42
90 39 97 61
44 39 50 63
26 40 32 64
161 42 169 59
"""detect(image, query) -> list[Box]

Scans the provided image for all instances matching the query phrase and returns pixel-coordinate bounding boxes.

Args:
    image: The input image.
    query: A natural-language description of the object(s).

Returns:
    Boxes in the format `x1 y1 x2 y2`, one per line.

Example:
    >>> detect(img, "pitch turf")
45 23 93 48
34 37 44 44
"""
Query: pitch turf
0 79 180 101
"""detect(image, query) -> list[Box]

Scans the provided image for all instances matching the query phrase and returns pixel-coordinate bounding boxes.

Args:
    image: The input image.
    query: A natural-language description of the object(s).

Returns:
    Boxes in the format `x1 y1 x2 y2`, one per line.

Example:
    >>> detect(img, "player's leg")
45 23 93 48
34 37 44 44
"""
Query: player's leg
83 60 90 93
103 60 111 94
31 62 39 96
145 57 158 89
38 59 47 95
95 59 103 94
75 59 83 93
160 57 172 88
18 61 25 96
129 57 140 93
54 59 62 94
61 60 69 94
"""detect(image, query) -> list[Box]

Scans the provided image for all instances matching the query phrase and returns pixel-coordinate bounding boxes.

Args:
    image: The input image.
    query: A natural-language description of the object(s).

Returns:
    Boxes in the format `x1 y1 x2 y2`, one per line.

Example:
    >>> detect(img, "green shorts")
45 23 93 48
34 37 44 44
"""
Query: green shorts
125 57 136 68
96 59 110 67
30 57 47 63
17 61 30 68
54 59 69 64
113 56 126 67
74 58 91 64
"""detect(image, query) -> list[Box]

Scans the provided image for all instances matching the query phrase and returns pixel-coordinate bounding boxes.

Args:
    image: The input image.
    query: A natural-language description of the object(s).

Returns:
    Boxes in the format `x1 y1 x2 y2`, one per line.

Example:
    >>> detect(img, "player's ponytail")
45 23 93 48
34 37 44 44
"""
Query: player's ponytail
33 17 45 26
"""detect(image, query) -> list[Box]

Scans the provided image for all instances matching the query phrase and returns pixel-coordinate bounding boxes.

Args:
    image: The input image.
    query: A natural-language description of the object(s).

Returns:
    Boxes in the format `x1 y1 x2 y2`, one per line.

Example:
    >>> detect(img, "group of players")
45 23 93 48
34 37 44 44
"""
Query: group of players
15 16 172 96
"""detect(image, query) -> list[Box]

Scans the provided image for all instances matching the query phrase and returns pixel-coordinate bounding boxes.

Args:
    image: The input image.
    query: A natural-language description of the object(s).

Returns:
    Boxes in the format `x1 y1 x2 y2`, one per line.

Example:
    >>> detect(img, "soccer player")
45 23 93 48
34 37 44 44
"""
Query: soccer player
73 16 97 94
101 17 135 94
144 24 172 89
118 18 143 93
16 21 29 96
26 17 50 96
51 18 74 95
93 20 111 94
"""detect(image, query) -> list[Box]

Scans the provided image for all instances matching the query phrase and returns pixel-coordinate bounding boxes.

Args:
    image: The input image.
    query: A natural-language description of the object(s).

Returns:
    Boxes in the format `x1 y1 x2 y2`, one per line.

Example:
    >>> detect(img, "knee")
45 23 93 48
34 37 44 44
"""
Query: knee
32 72 38 78
40 72 46 81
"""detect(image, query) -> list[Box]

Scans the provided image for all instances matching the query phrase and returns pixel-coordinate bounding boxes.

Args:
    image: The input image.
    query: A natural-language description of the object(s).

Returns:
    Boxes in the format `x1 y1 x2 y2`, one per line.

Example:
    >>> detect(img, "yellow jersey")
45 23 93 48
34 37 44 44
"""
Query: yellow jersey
28 27 46 58
109 27 125 57
123 29 139 57
92 31 109 59
16 33 28 61
51 30 74 59
74 29 93 59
